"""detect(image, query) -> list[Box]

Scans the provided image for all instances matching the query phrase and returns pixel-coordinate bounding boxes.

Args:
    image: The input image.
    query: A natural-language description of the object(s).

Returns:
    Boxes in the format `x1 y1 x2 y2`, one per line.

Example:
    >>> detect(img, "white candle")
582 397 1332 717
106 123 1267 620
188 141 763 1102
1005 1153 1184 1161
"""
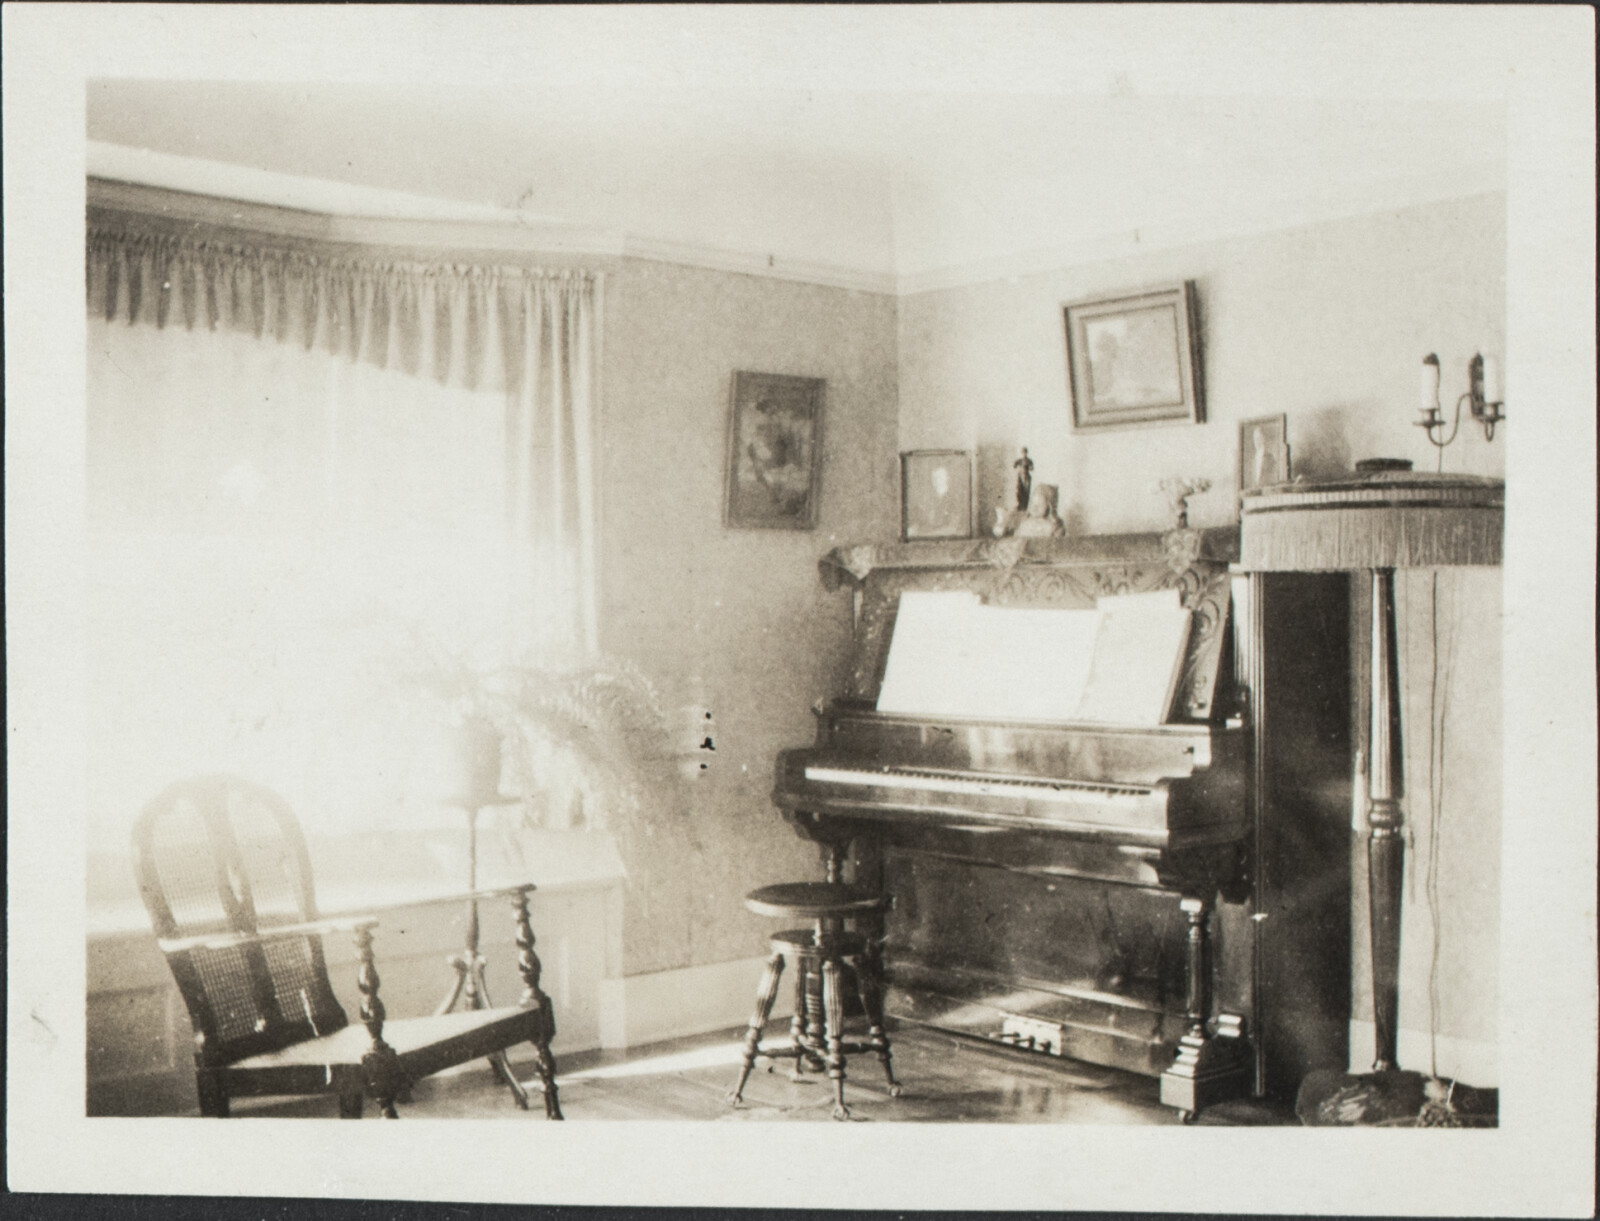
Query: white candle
1419 354 1441 414
1480 355 1503 404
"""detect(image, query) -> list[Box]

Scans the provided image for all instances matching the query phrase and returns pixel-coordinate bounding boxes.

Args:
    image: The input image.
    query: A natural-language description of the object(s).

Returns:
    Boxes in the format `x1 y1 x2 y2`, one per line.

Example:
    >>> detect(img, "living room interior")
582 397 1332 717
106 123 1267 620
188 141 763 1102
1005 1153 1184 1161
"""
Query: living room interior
82 73 1510 1113
6 8 1595 1209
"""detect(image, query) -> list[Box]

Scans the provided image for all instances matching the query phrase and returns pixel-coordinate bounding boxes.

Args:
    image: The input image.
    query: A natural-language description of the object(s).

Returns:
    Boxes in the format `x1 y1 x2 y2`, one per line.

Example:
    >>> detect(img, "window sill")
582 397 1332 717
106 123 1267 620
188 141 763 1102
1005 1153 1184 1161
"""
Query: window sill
89 825 626 942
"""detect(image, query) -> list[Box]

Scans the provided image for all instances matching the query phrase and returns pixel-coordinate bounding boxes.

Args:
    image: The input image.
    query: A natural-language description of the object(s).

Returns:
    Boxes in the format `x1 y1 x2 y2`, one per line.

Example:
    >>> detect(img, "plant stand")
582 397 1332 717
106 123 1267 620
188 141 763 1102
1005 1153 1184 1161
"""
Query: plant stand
435 799 533 1108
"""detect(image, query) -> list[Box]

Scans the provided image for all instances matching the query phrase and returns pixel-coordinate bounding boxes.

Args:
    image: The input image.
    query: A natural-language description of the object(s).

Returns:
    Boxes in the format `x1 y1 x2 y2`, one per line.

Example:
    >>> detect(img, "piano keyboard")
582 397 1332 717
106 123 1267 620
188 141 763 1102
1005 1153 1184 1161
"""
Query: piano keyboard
803 765 1154 806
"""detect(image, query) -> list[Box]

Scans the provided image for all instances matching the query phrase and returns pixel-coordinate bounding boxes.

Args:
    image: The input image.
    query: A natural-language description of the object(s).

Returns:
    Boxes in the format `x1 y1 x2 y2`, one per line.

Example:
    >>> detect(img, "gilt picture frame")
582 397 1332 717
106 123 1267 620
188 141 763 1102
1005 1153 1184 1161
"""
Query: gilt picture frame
901 449 974 541
724 371 825 529
1064 281 1204 430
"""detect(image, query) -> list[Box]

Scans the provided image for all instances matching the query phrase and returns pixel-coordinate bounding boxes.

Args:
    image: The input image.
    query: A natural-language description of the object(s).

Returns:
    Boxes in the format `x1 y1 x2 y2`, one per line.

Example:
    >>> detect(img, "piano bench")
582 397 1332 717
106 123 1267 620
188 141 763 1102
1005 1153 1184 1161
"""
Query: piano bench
728 883 900 1120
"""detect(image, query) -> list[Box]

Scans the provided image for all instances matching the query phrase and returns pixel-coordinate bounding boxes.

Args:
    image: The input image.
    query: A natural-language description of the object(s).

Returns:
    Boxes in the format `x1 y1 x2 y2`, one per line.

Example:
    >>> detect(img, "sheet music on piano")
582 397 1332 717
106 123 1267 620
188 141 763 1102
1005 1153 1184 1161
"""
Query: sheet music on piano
875 588 1191 726
1075 589 1193 724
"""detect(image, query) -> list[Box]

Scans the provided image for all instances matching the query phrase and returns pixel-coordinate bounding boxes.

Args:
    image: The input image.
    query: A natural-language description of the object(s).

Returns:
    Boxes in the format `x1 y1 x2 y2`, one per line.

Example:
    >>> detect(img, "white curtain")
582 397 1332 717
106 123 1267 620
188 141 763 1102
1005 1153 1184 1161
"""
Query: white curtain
85 215 602 838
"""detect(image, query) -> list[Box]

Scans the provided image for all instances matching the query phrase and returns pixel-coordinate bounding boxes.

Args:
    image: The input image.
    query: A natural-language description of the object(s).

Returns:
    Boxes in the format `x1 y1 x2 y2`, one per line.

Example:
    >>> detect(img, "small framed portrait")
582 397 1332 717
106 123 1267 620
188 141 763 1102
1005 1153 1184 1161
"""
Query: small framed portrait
1064 281 1204 430
724 371 825 529
1238 413 1291 493
901 449 974 541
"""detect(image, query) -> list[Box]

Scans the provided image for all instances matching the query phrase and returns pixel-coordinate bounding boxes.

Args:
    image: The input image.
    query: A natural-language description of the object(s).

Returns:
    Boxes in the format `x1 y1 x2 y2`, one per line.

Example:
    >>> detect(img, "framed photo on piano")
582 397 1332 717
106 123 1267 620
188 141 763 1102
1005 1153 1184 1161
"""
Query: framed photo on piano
1238 413 1291 494
900 449 974 541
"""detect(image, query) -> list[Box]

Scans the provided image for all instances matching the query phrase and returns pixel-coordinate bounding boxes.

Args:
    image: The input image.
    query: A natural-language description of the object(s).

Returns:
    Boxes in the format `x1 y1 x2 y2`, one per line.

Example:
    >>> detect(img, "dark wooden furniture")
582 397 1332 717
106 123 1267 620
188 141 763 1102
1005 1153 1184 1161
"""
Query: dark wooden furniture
728 882 901 1120
1239 471 1502 1073
772 530 1351 1120
131 775 562 1118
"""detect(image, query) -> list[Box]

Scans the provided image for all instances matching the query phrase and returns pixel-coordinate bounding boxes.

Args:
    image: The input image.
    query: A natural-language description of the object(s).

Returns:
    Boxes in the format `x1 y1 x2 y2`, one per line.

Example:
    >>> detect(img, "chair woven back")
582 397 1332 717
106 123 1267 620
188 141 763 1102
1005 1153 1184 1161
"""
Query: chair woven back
132 776 350 1065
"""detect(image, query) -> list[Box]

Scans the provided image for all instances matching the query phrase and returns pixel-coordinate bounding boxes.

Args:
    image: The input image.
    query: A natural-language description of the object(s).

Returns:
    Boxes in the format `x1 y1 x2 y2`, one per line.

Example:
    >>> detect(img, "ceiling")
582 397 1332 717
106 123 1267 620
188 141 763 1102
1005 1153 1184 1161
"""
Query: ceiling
84 11 1509 293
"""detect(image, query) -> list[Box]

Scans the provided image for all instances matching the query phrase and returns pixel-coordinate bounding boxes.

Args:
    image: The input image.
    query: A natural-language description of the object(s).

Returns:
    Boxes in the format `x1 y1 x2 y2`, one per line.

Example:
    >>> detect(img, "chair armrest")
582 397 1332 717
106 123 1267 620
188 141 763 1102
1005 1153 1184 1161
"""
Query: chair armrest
157 915 380 955
384 884 537 910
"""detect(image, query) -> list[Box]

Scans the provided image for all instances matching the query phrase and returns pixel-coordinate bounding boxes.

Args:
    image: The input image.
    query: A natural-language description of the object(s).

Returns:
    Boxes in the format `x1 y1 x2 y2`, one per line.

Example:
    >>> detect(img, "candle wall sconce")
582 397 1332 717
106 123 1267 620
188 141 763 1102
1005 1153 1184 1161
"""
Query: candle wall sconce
1417 352 1505 448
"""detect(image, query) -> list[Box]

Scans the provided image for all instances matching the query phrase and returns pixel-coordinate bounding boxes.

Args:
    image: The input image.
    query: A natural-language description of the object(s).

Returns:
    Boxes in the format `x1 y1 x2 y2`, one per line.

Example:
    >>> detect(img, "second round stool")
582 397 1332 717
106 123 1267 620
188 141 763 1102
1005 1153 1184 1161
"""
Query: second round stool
727 882 901 1120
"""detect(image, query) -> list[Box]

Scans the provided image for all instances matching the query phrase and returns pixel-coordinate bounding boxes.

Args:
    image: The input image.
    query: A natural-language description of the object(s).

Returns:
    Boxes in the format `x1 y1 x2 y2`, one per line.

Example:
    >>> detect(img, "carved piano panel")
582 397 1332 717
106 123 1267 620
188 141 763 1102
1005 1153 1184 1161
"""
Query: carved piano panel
783 530 1351 1113
823 532 1237 721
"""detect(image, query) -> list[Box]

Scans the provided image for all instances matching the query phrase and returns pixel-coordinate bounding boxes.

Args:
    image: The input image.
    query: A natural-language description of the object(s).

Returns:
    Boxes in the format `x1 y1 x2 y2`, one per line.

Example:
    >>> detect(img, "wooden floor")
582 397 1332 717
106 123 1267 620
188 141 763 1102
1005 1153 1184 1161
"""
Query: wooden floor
235 1023 1297 1124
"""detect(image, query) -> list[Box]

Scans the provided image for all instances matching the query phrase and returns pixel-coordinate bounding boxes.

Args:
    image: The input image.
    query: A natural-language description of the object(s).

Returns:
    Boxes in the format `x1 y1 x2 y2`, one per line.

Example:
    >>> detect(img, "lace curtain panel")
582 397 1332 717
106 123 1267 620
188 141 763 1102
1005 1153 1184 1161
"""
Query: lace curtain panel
85 216 602 838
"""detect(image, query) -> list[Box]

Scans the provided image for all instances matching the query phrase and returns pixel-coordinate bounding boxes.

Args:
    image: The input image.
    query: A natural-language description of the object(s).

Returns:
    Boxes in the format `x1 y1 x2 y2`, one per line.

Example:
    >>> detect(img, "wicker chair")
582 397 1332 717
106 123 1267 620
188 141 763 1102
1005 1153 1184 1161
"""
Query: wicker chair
131 775 561 1118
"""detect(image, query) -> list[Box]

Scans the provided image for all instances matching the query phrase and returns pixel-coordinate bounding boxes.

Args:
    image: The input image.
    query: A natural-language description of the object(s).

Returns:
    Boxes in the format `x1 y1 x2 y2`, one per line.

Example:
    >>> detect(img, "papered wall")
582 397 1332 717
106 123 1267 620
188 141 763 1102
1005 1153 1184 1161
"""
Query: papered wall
895 192 1506 1081
596 257 900 976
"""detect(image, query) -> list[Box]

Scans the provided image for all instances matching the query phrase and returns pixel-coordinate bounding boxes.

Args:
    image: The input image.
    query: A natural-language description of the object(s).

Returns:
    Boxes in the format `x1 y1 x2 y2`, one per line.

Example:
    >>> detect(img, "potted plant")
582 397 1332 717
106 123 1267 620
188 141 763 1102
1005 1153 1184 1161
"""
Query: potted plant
392 625 671 834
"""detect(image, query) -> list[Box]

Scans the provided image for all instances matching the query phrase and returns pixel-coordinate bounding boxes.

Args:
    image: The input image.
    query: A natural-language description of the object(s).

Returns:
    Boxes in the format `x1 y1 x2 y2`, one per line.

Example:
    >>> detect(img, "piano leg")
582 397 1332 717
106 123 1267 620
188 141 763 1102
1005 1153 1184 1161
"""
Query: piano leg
1159 895 1251 1122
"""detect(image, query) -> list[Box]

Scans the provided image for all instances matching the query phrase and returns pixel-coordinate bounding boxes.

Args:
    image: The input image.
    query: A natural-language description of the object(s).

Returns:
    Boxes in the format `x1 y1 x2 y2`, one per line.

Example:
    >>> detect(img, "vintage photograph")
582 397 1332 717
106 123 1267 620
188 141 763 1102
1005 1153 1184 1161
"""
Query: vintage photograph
1239 413 1291 492
901 449 973 540
4 4 1596 1215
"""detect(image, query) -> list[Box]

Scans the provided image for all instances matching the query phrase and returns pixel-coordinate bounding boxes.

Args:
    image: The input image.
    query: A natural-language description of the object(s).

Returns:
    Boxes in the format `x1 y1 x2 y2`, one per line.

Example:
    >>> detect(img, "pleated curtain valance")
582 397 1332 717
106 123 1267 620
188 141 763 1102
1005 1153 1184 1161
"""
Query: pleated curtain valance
86 221 600 396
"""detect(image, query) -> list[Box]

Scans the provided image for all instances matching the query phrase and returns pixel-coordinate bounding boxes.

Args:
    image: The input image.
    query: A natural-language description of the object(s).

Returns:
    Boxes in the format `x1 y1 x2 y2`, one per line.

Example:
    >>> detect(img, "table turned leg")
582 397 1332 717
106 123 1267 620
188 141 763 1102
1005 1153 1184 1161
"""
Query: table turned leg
821 957 850 1120
729 950 785 1105
436 805 486 1017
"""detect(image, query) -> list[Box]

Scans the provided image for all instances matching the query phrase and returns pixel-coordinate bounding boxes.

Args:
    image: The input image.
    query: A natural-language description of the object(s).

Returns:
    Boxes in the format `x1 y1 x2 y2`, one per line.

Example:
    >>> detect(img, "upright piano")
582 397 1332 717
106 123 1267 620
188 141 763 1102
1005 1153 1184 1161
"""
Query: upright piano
773 529 1352 1119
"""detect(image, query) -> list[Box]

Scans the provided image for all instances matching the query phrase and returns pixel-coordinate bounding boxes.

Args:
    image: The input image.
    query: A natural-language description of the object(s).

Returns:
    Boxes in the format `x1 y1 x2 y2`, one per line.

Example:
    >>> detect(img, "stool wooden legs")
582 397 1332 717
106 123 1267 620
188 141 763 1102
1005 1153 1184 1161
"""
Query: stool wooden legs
787 959 826 1079
849 953 901 1096
821 958 848 1119
730 951 786 1105
729 940 899 1118
786 962 810 1075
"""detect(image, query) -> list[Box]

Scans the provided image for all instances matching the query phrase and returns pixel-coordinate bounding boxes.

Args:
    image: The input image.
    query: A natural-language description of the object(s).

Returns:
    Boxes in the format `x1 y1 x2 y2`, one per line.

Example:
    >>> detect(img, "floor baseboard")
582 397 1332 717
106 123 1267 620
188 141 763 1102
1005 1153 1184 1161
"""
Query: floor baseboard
597 956 793 1050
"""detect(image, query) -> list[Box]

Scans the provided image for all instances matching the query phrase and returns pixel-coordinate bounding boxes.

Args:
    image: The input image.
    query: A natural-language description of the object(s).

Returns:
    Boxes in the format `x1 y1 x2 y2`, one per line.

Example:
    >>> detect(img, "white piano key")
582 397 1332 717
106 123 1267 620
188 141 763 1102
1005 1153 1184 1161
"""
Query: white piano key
803 765 1153 805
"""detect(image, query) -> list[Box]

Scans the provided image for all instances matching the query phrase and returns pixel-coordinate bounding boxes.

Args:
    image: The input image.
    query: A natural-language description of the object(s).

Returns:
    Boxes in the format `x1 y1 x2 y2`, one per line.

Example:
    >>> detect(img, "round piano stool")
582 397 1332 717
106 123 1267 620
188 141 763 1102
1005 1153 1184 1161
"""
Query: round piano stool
727 883 901 1120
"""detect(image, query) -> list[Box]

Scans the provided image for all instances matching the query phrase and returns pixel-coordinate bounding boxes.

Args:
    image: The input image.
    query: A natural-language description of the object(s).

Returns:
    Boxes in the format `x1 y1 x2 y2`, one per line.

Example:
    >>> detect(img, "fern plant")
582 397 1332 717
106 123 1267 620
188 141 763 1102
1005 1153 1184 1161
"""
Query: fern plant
385 623 670 833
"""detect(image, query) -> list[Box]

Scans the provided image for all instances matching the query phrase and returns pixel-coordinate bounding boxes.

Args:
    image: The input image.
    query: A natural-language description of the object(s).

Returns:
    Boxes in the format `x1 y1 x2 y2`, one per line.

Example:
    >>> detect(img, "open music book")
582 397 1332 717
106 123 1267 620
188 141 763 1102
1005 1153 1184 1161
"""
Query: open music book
876 588 1191 726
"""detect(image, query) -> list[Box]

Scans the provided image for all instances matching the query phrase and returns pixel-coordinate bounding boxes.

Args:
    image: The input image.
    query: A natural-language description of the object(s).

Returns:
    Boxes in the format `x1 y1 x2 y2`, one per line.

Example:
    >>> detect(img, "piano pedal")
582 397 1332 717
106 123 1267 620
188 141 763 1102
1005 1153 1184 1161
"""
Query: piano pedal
998 1015 1066 1056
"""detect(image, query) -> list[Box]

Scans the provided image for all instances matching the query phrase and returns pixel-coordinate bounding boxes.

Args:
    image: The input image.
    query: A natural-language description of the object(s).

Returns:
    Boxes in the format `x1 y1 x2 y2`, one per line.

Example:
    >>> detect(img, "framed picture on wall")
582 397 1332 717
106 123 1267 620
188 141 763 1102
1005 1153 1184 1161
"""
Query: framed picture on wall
1064 281 1204 430
901 449 974 541
724 371 825 529
1238 413 1291 494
